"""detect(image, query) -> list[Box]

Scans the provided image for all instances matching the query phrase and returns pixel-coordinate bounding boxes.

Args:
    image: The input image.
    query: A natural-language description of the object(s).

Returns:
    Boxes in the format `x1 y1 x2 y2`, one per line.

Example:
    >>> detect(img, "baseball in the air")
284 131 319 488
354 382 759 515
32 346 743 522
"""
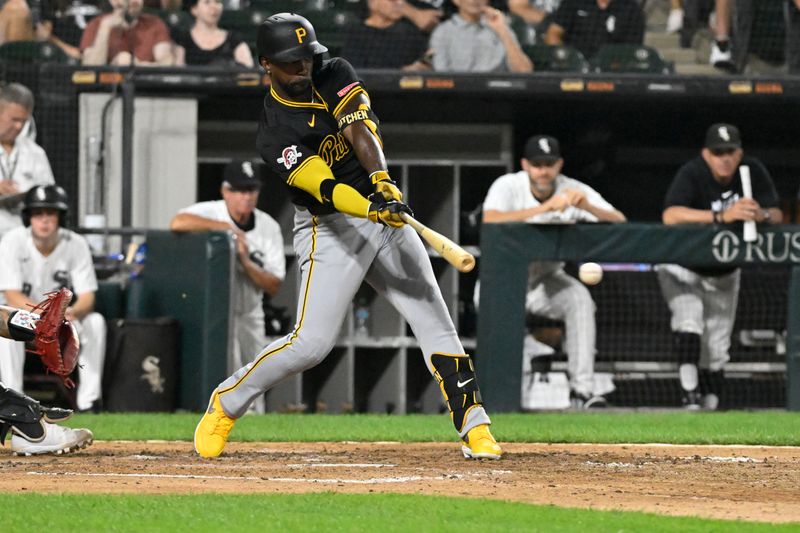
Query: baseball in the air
578 262 603 285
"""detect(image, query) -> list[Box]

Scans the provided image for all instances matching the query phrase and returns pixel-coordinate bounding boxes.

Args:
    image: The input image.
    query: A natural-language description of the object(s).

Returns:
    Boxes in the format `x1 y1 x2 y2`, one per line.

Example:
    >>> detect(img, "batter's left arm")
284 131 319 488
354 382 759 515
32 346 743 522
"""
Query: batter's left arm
337 92 387 175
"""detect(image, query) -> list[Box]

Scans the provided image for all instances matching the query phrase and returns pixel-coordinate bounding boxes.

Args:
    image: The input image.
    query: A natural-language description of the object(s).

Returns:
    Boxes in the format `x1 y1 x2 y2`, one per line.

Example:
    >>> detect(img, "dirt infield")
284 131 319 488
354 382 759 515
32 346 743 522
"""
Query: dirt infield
1 441 798 524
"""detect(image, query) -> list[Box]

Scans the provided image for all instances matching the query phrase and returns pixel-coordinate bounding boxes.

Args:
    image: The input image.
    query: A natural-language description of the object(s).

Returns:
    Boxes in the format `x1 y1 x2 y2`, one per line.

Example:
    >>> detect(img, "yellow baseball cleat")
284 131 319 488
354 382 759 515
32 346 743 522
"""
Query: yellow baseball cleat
194 389 236 458
461 424 502 460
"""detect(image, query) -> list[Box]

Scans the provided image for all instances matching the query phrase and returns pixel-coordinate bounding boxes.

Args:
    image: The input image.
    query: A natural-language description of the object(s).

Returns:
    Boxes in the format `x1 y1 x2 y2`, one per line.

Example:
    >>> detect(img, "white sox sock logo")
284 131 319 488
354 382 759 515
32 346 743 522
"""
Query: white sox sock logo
457 378 474 388
718 126 730 141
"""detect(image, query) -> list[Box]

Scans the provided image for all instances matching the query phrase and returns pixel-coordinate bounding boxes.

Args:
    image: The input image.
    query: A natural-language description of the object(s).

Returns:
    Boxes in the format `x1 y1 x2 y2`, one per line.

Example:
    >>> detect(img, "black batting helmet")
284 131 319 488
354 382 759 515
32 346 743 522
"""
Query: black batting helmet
22 185 69 227
256 12 328 62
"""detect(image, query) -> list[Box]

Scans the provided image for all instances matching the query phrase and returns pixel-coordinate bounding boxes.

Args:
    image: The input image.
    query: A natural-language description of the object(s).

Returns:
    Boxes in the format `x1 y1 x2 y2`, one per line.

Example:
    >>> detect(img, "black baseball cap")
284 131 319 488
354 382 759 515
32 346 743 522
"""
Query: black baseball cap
705 123 742 150
223 160 261 190
524 135 562 162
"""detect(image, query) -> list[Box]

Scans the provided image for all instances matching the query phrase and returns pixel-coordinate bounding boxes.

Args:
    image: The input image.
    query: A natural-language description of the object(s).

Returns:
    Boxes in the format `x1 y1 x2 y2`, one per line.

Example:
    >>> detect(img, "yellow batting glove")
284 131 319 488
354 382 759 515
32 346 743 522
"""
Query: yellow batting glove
370 171 403 202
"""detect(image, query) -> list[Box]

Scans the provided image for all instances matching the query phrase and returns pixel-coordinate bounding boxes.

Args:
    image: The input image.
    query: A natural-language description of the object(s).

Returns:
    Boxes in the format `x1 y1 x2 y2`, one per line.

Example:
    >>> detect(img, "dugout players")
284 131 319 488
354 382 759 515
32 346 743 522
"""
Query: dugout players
171 160 285 412
481 134 626 408
0 185 106 413
0 83 55 238
657 123 782 410
194 13 501 460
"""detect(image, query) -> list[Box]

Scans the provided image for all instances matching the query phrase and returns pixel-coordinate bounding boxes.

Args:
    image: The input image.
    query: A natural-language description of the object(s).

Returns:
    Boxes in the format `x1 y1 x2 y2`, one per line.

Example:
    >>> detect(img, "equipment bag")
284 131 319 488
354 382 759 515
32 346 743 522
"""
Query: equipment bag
103 317 180 412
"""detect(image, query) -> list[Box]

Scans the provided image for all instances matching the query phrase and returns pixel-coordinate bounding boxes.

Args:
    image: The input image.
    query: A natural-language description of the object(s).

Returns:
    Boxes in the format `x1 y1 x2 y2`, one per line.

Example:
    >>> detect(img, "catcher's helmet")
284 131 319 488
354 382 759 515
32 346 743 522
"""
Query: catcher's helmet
256 12 327 62
22 185 69 227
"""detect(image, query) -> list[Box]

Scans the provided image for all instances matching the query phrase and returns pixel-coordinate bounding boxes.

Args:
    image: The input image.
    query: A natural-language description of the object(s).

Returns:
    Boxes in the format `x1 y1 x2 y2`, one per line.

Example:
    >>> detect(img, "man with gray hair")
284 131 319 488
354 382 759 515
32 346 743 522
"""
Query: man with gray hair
170 160 285 411
0 83 55 238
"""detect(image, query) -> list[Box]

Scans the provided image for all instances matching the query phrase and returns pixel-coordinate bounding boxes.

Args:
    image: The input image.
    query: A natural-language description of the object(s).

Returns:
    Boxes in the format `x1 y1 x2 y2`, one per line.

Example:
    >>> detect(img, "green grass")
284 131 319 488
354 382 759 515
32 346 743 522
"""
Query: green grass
69 411 800 445
2 493 795 532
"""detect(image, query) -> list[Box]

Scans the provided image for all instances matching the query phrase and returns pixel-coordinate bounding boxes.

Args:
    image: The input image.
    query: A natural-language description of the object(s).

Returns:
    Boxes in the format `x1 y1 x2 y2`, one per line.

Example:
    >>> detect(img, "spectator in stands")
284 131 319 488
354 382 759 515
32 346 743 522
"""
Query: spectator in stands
80 0 174 65
544 0 645 60
341 0 431 70
657 123 782 410
786 0 800 73
0 185 107 413
36 0 102 61
481 135 626 408
430 0 533 72
170 160 284 411
507 0 562 44
0 83 54 238
0 0 34 45
709 0 734 69
173 0 252 67
403 0 444 32
667 0 684 34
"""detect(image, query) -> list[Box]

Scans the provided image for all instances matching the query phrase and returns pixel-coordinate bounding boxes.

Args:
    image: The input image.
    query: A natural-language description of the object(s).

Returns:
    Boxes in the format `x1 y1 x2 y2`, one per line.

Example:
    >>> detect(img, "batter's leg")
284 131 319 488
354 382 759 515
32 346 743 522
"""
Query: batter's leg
235 307 268 413
365 226 492 437
216 213 382 418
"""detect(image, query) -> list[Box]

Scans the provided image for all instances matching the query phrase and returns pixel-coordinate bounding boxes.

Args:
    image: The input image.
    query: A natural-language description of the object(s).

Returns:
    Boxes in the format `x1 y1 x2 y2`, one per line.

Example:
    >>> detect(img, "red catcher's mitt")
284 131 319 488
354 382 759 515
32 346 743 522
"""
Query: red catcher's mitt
27 288 80 388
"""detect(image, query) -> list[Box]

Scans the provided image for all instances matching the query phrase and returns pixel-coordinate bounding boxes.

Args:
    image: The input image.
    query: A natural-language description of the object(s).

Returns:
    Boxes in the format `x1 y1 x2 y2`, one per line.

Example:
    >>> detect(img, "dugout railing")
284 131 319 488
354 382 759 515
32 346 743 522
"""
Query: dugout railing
476 223 800 412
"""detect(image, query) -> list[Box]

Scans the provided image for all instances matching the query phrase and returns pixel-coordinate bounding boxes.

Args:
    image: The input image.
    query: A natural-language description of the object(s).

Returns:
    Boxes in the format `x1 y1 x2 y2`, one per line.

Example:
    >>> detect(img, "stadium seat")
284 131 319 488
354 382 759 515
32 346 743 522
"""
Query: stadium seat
509 14 536 46
146 8 194 34
248 0 331 14
219 9 272 51
306 9 359 58
522 44 589 73
0 41 70 63
591 44 675 75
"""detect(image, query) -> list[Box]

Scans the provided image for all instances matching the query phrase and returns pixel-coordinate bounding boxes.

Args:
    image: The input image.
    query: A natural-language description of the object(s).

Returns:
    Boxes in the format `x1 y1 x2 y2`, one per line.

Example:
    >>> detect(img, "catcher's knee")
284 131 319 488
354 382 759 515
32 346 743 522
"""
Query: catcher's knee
431 353 483 433
0 385 47 444
673 331 701 365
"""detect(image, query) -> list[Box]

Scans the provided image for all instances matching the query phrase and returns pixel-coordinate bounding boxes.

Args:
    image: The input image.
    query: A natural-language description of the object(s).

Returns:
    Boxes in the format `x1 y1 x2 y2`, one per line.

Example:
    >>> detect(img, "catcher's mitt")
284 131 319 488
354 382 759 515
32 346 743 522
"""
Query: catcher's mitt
27 288 80 388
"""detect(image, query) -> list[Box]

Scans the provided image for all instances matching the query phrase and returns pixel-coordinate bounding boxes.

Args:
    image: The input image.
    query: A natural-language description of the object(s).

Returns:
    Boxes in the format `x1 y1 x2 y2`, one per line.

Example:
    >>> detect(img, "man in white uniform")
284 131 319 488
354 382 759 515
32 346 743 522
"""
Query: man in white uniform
0 185 106 412
170 160 285 411
481 135 626 407
0 83 55 238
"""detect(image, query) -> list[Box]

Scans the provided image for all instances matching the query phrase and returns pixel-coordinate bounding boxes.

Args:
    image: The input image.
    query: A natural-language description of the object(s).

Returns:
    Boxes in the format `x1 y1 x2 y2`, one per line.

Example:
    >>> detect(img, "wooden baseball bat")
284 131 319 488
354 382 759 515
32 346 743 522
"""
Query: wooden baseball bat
400 212 475 273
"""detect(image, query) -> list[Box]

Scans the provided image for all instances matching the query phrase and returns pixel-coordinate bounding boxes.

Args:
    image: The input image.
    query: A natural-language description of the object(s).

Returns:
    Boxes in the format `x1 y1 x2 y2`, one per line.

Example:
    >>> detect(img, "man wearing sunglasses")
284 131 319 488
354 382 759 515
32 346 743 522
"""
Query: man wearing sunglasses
170 160 285 412
481 134 626 409
657 123 782 410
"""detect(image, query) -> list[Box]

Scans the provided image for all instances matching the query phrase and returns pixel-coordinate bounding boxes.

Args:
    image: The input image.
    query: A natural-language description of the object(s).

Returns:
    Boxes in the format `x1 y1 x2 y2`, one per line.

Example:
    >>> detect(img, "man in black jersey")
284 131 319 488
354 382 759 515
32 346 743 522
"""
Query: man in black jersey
657 123 782 410
195 12 501 460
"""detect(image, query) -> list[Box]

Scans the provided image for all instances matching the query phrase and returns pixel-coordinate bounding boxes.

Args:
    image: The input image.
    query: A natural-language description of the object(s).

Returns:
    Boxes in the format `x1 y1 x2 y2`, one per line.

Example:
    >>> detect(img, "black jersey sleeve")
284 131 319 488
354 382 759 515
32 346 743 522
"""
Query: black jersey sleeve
745 158 780 208
257 117 319 185
664 161 699 209
316 58 370 119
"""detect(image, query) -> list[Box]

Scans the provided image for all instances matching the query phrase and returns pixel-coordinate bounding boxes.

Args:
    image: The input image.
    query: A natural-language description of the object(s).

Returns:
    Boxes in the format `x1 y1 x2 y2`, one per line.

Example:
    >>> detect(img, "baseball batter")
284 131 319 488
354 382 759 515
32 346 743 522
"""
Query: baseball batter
195 13 500 460
481 135 626 408
657 123 781 410
0 185 106 412
171 160 285 410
